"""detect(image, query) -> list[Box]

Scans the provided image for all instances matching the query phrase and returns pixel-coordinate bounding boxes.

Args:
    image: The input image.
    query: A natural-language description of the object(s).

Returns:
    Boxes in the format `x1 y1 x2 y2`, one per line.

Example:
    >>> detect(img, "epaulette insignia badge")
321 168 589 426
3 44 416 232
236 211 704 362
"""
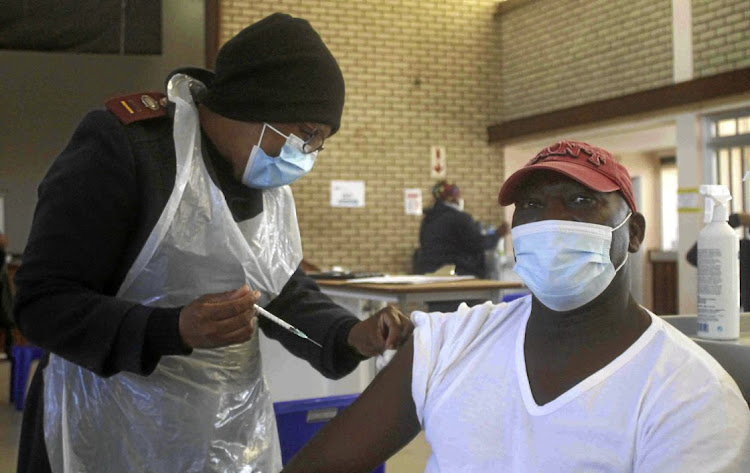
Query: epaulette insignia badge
105 92 168 125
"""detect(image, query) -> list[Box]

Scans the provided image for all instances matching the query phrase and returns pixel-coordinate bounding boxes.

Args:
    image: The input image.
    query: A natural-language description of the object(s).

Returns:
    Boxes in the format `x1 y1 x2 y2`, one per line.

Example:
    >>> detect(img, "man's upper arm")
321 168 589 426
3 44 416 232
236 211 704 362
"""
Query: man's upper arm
281 338 420 473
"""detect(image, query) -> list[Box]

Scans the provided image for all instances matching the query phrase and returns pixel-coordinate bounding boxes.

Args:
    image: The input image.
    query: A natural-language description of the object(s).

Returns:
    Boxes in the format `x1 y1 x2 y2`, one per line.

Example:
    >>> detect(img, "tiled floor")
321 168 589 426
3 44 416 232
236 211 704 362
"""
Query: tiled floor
0 359 429 473
387 433 431 472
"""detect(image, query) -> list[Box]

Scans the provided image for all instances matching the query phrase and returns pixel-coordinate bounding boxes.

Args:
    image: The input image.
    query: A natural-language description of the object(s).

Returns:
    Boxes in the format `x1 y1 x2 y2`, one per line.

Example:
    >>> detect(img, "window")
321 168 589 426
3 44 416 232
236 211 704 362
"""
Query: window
704 108 750 239
705 108 750 216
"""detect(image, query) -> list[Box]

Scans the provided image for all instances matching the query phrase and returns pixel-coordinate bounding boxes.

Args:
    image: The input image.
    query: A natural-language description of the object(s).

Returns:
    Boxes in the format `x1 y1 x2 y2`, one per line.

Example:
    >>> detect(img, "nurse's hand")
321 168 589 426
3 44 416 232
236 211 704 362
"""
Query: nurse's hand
346 304 414 357
178 285 260 348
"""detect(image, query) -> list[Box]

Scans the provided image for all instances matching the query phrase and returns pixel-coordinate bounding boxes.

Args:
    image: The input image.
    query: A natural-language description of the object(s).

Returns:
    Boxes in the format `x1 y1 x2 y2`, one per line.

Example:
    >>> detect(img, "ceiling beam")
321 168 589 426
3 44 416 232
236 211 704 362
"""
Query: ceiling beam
487 66 750 144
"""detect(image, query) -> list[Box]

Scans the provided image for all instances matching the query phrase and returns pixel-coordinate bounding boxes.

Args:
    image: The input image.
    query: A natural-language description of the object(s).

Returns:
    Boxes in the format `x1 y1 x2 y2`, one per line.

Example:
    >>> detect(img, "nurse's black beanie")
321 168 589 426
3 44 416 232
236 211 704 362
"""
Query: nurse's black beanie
200 13 345 135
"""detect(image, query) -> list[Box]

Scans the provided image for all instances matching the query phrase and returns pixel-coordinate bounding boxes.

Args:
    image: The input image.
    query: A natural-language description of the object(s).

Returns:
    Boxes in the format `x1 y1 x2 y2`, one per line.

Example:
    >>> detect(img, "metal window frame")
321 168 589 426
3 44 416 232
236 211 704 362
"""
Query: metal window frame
703 107 750 234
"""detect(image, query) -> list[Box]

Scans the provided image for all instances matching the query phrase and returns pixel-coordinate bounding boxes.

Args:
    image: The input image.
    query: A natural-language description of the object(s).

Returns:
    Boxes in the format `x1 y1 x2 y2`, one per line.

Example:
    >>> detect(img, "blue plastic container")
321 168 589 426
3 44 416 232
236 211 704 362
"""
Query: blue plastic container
10 345 44 411
501 291 529 303
273 394 385 473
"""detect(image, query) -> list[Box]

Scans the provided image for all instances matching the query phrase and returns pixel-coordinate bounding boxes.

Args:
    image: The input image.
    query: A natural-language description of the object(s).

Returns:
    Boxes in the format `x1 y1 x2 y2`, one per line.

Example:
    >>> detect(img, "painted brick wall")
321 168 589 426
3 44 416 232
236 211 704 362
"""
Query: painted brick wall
692 0 750 76
218 1 506 274
216 0 749 274
498 0 674 121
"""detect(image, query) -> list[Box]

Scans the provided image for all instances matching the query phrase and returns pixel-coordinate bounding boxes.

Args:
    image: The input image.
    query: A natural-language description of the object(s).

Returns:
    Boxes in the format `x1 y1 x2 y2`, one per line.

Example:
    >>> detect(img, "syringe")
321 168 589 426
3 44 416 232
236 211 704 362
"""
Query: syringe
254 304 322 348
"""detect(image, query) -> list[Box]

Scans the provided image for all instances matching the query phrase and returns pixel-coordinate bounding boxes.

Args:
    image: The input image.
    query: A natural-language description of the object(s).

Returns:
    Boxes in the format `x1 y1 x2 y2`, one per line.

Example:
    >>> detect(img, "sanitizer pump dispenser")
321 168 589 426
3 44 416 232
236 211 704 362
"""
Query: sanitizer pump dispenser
696 184 740 340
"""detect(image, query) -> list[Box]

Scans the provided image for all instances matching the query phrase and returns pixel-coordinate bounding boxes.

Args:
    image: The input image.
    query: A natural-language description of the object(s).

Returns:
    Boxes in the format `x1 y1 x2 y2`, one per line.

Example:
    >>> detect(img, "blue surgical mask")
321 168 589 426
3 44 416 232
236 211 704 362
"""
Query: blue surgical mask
241 123 318 189
510 212 631 311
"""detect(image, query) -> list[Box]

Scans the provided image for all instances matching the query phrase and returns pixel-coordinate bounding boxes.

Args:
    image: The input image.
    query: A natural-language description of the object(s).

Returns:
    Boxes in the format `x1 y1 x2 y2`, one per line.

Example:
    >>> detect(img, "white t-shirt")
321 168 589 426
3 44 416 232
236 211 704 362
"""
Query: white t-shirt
411 297 750 473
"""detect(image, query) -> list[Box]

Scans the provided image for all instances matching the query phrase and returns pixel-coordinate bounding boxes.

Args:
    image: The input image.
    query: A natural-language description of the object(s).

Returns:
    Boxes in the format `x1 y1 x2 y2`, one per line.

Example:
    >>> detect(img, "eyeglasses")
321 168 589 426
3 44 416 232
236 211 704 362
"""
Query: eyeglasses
263 123 326 154
298 125 325 154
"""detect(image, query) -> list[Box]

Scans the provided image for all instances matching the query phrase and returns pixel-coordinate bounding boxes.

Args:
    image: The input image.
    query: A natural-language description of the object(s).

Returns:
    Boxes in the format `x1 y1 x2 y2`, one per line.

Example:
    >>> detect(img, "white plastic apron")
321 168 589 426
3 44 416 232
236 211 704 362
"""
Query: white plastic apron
43 74 303 473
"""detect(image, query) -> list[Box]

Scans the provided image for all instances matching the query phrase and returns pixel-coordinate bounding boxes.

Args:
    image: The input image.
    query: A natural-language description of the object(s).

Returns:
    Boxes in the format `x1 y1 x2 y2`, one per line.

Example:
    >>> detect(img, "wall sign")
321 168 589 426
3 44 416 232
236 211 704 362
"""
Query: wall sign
330 180 365 208
430 146 446 178
404 188 422 215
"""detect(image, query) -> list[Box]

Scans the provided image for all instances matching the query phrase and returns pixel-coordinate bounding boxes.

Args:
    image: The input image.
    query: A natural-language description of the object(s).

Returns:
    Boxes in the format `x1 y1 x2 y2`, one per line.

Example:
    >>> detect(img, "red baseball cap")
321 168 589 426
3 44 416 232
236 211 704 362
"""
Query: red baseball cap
498 140 637 212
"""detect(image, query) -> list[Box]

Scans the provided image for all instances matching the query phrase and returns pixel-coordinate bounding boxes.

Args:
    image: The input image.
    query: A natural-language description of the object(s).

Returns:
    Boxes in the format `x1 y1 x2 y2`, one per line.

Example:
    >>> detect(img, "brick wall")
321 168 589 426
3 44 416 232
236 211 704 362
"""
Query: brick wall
497 0 674 121
692 0 750 76
218 1 506 274
217 0 749 274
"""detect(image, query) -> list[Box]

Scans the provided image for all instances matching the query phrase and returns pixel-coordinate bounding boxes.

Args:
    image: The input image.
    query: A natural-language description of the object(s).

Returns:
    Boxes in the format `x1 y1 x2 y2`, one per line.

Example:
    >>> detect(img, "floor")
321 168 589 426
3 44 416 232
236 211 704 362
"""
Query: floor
0 358 430 473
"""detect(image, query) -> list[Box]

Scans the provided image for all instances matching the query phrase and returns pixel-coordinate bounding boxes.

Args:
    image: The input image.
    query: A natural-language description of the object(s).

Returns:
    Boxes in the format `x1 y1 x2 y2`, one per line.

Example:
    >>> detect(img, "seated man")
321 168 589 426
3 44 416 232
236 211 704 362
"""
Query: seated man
281 140 750 473
415 180 507 279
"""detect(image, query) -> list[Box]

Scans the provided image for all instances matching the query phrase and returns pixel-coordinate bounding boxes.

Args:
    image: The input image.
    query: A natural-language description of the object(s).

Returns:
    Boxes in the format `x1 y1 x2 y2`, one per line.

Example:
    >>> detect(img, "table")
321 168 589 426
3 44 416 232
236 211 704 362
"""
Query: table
315 278 525 313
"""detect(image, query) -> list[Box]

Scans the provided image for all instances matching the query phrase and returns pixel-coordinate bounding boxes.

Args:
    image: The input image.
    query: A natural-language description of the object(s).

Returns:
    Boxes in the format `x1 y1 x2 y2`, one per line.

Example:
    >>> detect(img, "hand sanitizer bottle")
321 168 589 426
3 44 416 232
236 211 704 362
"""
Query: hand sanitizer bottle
696 185 740 340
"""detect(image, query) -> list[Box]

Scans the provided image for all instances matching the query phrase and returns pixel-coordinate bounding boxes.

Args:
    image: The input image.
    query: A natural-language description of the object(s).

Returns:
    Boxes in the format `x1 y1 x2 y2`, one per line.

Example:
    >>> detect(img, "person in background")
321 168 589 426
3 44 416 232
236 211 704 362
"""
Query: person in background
13 13 412 473
414 180 508 278
280 140 750 473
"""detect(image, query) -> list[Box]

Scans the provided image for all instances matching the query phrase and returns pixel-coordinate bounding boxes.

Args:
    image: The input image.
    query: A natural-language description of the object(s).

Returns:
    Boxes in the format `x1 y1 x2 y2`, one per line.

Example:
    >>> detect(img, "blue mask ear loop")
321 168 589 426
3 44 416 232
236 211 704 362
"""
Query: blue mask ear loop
245 124 271 175
257 123 271 149
256 123 294 158
263 123 288 139
264 123 311 154
612 211 632 273
612 211 632 232
260 123 303 156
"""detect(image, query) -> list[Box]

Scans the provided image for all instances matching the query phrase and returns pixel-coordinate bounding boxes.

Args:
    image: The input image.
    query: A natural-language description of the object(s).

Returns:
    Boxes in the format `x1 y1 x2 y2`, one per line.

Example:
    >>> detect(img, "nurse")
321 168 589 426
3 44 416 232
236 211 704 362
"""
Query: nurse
13 13 412 473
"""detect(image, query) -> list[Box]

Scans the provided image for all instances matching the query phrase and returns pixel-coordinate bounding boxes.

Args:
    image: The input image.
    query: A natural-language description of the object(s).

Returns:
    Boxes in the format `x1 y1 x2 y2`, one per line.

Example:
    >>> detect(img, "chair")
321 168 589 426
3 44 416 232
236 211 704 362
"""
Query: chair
10 344 44 411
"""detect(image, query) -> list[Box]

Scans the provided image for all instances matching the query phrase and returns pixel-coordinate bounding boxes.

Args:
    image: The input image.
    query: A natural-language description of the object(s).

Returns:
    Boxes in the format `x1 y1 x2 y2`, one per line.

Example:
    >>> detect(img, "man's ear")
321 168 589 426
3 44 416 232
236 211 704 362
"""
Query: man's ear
628 212 646 252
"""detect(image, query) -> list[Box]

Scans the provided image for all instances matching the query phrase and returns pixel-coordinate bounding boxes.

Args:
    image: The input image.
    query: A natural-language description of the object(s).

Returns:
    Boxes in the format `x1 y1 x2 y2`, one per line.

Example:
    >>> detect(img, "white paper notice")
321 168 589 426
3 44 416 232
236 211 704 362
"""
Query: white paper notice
404 188 422 215
330 180 365 208
347 275 475 284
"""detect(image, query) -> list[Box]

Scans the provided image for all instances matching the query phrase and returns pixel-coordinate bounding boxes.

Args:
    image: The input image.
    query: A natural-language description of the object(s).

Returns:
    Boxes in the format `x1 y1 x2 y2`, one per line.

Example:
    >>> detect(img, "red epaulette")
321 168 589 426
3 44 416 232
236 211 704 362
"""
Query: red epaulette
105 92 168 125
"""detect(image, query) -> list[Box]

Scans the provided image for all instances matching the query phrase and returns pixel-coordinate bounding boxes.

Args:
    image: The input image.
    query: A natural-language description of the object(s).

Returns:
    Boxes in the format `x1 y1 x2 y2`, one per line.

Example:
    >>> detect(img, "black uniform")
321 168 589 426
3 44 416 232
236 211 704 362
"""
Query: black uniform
415 201 500 279
13 105 363 473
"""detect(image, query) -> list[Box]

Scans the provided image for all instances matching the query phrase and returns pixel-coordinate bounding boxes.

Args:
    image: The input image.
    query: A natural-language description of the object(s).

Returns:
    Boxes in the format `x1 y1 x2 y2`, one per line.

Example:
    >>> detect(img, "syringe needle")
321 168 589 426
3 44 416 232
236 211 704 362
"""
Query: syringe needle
254 304 322 348
290 327 323 348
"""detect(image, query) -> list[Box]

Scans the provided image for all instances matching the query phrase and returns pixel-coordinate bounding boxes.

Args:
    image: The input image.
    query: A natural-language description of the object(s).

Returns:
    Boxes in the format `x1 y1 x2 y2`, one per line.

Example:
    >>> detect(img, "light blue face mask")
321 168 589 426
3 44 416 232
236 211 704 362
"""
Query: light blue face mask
241 123 318 189
510 212 631 312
